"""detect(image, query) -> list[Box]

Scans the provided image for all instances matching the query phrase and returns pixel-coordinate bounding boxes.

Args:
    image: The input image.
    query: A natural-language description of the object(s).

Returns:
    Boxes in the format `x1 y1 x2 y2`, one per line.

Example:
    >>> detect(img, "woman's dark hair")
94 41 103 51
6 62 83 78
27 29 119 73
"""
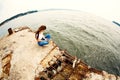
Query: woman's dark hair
35 25 46 40
37 25 46 32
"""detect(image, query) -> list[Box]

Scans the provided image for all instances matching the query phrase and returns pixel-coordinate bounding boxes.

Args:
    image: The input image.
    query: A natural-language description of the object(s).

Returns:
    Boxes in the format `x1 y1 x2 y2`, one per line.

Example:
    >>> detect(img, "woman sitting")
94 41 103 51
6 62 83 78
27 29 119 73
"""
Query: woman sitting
35 25 51 46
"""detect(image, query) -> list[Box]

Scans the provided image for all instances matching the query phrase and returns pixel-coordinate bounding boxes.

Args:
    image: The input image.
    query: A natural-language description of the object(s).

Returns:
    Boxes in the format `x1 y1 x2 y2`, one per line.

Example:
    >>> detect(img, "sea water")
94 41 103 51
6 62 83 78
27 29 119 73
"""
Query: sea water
0 10 120 76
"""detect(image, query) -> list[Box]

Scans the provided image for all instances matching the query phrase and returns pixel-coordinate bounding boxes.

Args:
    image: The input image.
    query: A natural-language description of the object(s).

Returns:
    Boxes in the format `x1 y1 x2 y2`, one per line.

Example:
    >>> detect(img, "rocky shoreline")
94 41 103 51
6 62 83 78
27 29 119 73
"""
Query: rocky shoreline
0 27 120 80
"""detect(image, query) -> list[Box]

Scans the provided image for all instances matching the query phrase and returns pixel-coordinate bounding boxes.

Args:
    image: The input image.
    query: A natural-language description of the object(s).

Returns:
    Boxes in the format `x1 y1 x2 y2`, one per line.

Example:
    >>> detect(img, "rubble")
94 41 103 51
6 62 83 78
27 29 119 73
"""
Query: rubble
0 27 119 80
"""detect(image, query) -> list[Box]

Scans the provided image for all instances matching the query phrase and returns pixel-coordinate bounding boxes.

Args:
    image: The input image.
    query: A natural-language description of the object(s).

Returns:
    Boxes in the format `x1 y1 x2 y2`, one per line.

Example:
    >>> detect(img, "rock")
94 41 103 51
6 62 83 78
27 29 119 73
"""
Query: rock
0 27 120 80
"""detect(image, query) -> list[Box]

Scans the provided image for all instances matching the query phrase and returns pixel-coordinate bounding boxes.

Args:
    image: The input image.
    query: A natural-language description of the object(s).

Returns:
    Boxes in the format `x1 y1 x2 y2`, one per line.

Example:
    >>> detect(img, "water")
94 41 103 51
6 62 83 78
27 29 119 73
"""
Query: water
0 10 120 76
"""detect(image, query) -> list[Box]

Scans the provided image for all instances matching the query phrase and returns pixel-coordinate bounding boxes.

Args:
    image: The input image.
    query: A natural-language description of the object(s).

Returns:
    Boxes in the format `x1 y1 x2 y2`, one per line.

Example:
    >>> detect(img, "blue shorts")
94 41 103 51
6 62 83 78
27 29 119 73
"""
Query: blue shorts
38 34 51 46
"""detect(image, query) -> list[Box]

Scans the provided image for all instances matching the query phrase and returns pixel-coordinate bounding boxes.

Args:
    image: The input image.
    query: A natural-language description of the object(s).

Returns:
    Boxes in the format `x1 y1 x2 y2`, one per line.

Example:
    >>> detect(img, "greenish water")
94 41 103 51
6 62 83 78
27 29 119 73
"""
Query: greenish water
0 10 120 76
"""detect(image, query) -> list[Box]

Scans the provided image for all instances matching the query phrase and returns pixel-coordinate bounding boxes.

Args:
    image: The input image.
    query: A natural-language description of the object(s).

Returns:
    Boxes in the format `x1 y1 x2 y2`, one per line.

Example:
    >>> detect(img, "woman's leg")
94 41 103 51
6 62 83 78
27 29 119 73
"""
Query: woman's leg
38 34 51 46
45 34 51 40
38 41 48 46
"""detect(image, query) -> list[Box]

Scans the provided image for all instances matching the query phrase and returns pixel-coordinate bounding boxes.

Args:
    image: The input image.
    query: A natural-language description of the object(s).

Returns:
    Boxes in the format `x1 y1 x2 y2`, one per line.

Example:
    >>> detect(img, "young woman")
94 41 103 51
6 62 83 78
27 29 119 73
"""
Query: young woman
35 25 51 46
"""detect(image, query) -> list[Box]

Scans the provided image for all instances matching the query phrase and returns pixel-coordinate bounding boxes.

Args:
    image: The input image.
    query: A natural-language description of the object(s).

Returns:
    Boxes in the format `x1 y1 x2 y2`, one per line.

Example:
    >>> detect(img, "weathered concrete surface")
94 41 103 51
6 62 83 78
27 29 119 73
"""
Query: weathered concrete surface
0 27 60 80
0 27 120 80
